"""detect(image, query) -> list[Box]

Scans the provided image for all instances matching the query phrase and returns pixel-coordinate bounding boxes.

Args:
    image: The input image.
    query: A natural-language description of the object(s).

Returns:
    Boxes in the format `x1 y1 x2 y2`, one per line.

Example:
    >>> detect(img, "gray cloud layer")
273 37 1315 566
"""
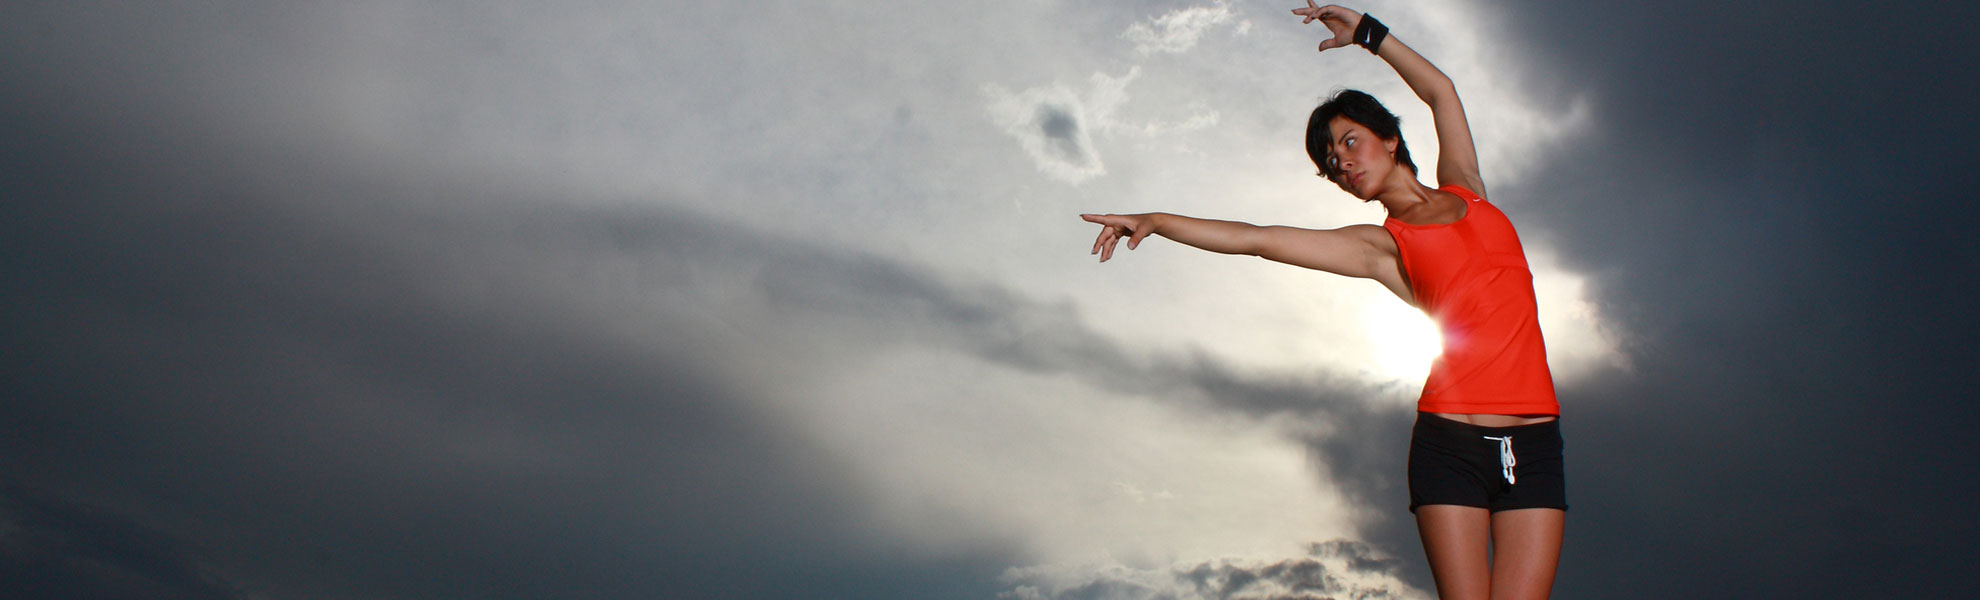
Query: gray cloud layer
2 115 1006 597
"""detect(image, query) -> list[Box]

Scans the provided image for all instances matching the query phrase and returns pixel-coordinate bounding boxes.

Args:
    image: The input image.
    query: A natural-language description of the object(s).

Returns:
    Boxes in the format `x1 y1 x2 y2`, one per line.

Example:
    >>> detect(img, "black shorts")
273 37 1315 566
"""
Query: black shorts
1408 413 1567 513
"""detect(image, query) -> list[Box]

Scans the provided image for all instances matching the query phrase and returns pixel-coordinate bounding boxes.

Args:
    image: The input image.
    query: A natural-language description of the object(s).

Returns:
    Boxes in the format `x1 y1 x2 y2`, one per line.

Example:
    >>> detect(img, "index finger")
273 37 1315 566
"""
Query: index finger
1081 213 1125 226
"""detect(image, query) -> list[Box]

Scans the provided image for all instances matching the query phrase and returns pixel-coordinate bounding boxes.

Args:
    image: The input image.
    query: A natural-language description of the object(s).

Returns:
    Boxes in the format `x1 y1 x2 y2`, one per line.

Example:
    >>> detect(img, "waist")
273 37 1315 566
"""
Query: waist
1412 413 1564 452
1427 412 1556 427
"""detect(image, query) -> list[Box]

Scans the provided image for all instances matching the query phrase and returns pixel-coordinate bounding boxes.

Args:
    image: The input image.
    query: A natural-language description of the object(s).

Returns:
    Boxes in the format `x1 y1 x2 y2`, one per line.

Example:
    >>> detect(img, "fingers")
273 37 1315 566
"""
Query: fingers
1292 0 1319 23
1085 216 1122 262
1083 213 1115 258
1294 4 1359 47
1082 213 1143 262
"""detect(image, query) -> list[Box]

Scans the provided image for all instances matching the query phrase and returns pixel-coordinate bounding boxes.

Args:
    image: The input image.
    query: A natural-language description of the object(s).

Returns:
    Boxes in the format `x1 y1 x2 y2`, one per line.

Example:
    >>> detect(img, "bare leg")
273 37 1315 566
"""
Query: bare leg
1415 505 1491 600
1488 508 1565 600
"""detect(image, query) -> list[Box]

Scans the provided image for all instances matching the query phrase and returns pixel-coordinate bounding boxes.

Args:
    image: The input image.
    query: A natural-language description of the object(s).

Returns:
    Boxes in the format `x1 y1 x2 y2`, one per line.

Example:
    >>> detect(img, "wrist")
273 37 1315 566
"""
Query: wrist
1353 14 1389 54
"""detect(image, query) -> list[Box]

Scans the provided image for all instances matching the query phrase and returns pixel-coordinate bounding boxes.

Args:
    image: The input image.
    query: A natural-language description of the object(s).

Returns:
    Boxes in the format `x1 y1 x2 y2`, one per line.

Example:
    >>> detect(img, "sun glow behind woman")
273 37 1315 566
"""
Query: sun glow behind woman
1364 297 1443 382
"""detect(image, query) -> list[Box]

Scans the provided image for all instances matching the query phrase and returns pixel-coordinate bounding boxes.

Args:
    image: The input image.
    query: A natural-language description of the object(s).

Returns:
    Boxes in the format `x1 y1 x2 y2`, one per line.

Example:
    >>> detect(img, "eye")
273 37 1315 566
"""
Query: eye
1344 137 1356 148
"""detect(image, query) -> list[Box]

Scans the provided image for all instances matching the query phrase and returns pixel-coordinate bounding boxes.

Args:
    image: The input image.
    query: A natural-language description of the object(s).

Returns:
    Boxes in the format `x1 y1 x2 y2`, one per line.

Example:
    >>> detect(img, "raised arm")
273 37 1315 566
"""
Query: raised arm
1295 2 1485 196
1081 213 1410 300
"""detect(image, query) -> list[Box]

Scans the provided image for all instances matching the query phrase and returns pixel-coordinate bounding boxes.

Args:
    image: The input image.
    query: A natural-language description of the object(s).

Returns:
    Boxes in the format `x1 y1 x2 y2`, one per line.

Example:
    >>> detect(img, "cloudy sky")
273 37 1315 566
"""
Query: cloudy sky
4 1 1977 598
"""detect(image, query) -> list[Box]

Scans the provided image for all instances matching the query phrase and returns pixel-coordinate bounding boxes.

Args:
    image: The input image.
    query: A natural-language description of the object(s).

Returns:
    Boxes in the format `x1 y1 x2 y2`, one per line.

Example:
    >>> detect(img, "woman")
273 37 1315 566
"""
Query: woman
1081 3 1565 599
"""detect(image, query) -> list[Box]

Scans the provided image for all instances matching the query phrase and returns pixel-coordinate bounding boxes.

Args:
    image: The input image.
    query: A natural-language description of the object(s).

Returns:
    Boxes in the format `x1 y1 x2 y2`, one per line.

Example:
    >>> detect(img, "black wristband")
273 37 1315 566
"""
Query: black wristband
1353 14 1389 54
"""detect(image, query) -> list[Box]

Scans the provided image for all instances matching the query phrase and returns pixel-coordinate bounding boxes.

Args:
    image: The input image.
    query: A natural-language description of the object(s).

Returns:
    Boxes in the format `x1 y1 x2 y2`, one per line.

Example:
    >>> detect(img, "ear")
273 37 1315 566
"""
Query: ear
1384 136 1399 156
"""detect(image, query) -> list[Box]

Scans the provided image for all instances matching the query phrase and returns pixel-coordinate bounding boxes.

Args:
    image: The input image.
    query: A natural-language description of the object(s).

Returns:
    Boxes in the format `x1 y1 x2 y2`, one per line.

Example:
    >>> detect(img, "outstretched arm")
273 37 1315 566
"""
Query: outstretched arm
1294 2 1485 196
1081 213 1410 299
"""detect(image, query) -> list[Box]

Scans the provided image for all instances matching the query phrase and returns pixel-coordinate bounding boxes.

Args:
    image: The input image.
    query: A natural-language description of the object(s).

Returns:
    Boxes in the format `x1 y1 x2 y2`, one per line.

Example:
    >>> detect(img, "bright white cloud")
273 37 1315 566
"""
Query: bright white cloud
1123 1 1240 55
982 0 1241 182
1000 540 1427 600
787 346 1357 564
1381 0 1598 187
1529 248 1630 380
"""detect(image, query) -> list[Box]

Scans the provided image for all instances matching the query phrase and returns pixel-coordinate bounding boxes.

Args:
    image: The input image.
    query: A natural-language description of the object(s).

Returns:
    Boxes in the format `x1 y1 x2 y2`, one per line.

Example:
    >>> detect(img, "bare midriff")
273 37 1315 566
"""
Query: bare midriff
1431 413 1558 427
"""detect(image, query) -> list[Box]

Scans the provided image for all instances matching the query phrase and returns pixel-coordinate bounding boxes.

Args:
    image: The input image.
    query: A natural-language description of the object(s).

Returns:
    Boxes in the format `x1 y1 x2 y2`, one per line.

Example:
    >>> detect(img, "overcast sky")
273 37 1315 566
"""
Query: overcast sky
5 1 1978 598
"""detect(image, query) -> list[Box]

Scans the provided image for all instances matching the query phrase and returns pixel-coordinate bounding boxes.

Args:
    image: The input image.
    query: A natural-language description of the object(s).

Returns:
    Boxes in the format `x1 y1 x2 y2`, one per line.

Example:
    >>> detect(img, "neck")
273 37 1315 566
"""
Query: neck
1373 169 1434 215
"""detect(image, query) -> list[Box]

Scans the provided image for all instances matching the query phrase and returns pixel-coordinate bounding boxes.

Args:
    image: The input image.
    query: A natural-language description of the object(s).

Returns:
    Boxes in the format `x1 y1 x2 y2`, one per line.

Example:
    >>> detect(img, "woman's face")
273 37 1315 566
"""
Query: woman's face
1324 116 1398 199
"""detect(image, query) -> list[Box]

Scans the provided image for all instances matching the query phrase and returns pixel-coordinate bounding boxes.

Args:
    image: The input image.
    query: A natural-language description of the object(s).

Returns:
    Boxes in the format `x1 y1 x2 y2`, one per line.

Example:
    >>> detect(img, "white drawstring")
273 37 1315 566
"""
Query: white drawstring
1482 435 1516 485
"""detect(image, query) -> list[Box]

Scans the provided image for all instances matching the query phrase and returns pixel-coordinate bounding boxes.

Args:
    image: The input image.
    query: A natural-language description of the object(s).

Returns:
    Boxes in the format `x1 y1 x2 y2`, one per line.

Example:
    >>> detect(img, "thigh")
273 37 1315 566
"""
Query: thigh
1489 508 1564 600
1415 504 1491 600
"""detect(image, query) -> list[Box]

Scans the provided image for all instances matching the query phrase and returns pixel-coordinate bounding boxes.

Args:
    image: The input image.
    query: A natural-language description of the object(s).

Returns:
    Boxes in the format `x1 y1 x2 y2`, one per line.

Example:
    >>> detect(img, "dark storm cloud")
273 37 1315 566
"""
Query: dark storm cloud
1433 1 1980 597
1 146 1022 599
0 486 242 600
0 24 1022 592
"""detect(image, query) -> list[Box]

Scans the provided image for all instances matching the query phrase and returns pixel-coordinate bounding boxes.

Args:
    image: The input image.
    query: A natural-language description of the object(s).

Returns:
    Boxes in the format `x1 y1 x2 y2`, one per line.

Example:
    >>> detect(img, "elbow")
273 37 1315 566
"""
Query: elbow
1237 234 1268 257
1238 227 1278 258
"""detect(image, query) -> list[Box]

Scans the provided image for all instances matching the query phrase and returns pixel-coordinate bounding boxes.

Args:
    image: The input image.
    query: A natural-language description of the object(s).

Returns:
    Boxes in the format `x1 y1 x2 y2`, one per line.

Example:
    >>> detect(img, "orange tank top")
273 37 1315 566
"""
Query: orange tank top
1383 185 1558 416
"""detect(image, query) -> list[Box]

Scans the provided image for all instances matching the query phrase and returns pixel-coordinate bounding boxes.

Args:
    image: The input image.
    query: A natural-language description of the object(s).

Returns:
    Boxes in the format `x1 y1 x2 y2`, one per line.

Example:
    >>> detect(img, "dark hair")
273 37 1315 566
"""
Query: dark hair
1305 89 1415 182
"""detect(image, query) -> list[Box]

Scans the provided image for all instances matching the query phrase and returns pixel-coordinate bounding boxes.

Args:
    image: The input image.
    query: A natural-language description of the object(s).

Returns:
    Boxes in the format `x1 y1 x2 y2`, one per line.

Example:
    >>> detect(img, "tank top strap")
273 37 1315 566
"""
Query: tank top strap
1441 184 1483 202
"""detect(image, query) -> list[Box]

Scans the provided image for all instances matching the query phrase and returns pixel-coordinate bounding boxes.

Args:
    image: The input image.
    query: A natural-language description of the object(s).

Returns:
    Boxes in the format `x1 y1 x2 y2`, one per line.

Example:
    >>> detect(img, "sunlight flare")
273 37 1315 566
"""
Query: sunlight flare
1363 299 1442 382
